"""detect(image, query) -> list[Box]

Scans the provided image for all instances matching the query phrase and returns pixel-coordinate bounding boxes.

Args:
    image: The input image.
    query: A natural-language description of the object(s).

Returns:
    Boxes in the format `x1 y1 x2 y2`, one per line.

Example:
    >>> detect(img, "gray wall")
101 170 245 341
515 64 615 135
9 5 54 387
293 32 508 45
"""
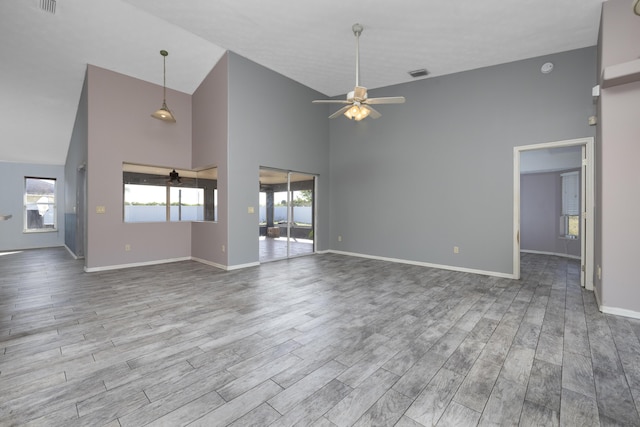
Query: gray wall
596 0 640 313
227 52 330 266
329 47 596 275
80 53 330 270
64 71 89 256
191 53 228 266
0 162 65 251
521 170 581 258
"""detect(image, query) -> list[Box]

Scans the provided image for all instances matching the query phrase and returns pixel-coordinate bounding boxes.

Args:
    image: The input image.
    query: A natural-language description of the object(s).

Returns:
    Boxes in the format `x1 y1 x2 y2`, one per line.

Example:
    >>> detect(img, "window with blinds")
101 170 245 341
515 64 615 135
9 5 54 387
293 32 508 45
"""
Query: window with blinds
561 171 579 238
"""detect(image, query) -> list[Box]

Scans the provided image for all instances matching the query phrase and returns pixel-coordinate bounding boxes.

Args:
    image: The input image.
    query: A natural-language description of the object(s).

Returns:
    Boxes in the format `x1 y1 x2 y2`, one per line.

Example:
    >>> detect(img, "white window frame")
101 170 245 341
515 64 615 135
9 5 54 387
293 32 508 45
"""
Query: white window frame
24 177 57 233
561 171 579 238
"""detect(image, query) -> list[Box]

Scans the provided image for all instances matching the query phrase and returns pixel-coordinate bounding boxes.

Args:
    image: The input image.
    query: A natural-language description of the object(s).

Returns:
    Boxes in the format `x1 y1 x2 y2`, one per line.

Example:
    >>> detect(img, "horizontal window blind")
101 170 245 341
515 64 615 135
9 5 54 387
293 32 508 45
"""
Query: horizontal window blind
561 171 579 216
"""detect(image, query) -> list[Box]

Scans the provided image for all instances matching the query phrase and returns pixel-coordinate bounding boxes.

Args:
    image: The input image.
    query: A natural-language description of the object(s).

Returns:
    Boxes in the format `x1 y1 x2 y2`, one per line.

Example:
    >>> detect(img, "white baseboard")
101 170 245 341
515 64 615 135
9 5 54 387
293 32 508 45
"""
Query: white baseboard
191 256 227 271
85 256 260 273
583 281 640 319
326 250 515 279
64 244 79 259
521 249 580 260
63 244 85 260
599 304 640 320
594 283 602 307
225 261 260 271
192 257 259 271
84 256 191 273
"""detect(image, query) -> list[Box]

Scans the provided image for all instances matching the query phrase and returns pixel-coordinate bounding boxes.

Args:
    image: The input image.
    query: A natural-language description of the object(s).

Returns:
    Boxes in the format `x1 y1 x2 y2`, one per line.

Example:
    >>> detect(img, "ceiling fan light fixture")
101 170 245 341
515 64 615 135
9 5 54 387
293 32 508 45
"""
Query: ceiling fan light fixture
634 0 640 15
168 169 181 185
151 50 176 123
344 104 370 121
313 23 405 121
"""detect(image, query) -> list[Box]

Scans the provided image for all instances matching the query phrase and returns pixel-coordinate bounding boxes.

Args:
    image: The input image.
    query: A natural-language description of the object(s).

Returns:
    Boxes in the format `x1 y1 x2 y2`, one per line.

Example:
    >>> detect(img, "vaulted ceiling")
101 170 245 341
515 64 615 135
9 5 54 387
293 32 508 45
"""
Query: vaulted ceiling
0 0 604 165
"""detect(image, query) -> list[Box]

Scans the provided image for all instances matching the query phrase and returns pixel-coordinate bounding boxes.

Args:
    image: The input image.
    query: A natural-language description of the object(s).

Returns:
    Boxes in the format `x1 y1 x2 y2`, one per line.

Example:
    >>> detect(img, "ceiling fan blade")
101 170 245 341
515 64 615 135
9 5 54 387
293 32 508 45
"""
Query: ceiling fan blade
329 105 353 119
362 105 381 119
312 99 352 104
364 96 406 105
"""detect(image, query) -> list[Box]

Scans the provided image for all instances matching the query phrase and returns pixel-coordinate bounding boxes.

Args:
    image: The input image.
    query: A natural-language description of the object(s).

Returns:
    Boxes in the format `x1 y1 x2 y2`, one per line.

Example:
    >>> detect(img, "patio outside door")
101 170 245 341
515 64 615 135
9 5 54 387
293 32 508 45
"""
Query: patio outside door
259 168 315 262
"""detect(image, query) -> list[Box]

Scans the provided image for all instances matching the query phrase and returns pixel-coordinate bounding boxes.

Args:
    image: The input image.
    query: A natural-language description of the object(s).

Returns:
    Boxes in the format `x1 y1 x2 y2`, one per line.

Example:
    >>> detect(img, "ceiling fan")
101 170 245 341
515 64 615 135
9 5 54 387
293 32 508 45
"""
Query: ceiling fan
313 23 405 121
168 169 181 186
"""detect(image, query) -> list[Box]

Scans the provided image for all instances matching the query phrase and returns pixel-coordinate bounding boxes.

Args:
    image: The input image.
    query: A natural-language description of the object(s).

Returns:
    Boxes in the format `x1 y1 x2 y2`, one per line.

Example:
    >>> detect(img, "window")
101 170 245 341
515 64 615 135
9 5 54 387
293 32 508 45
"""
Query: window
24 177 57 232
123 164 217 223
561 171 579 238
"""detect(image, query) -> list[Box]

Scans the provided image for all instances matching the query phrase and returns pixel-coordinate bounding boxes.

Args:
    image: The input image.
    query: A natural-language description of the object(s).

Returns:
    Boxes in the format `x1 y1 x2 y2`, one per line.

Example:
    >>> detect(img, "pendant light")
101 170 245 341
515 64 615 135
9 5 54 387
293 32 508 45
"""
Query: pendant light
151 50 176 123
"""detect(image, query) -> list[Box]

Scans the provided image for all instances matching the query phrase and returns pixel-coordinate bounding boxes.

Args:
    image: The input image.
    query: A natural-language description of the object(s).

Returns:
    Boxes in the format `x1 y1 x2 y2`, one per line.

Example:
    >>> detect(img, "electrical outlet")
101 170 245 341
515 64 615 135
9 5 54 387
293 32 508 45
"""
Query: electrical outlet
453 246 459 254
338 235 342 242
222 244 226 253
248 206 254 214
96 206 106 214
597 265 601 280
125 244 131 251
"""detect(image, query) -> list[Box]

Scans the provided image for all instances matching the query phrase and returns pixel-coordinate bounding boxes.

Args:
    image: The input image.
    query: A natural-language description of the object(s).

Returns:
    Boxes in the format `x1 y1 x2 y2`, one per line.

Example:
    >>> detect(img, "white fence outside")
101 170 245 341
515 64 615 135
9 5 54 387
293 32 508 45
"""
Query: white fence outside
124 206 210 222
124 205 311 224
259 206 312 224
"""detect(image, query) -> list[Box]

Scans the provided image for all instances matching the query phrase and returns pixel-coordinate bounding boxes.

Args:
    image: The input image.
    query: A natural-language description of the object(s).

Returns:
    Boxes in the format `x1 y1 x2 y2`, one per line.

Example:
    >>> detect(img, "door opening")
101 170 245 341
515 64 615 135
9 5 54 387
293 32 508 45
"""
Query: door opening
259 167 316 262
514 137 594 289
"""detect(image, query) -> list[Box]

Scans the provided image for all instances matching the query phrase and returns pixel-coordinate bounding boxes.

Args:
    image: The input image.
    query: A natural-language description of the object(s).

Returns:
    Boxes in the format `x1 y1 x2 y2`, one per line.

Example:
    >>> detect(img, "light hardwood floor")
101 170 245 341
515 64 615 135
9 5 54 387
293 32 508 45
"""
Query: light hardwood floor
1 248 639 426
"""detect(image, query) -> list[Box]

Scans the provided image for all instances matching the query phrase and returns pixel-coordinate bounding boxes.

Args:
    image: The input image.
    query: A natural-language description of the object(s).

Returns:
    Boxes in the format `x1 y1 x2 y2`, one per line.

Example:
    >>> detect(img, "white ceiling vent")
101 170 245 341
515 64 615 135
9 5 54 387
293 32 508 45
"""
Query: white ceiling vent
39 0 56 14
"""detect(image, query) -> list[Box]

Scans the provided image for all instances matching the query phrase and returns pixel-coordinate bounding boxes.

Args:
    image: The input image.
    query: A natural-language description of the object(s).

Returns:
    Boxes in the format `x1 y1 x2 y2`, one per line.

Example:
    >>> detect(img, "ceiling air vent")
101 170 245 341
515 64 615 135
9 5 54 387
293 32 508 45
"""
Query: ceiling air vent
39 0 56 14
408 69 429 78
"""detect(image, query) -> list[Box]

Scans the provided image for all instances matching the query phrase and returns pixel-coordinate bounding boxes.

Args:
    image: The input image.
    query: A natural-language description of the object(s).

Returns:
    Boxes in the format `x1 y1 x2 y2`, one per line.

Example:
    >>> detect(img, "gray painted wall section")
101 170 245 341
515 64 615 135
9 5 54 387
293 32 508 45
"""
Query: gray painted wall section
597 0 640 314
0 162 65 251
64 70 89 257
521 170 581 258
191 53 229 266
227 52 330 266
329 47 596 275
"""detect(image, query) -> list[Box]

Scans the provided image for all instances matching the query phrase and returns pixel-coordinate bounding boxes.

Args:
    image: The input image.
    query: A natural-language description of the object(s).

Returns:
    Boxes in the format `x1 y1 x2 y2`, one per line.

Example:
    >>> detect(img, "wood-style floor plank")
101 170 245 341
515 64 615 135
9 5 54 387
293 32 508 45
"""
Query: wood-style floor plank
1 248 639 426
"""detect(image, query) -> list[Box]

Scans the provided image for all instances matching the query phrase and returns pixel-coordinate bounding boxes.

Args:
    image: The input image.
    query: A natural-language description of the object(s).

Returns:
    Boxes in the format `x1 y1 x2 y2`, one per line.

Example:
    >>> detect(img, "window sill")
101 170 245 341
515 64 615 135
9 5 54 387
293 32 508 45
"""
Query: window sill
24 228 58 234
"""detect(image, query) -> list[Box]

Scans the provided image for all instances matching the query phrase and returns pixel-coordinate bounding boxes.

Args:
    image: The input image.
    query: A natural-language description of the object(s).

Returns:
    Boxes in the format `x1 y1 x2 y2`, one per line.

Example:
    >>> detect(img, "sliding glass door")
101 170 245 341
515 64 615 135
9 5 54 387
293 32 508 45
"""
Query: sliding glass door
259 168 315 262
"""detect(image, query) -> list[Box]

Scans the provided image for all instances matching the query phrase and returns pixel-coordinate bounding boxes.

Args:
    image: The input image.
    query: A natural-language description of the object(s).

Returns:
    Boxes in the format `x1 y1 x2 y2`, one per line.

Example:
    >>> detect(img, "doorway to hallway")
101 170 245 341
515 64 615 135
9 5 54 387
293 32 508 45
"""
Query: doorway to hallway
513 137 594 289
259 168 316 262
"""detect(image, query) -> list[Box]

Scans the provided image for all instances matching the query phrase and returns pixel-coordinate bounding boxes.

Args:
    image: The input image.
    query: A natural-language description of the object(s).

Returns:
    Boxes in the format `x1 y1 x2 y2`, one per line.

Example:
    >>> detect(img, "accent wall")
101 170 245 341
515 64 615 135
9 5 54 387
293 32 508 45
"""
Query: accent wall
85 65 193 271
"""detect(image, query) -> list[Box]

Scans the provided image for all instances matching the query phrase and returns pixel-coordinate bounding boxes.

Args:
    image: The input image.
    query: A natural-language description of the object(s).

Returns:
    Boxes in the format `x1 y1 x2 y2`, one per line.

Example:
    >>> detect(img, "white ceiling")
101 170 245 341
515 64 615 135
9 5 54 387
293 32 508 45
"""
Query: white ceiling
0 0 604 165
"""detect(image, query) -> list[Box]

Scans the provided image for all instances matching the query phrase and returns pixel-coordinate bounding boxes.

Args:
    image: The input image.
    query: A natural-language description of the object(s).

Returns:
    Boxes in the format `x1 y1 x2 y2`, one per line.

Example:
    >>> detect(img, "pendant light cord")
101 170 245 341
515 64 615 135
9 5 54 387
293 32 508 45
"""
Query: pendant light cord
163 54 167 103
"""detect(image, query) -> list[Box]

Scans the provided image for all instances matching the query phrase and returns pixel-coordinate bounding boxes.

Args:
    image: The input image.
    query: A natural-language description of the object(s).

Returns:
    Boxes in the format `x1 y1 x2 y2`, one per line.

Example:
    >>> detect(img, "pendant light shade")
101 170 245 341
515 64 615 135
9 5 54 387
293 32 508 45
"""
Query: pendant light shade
151 50 176 123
